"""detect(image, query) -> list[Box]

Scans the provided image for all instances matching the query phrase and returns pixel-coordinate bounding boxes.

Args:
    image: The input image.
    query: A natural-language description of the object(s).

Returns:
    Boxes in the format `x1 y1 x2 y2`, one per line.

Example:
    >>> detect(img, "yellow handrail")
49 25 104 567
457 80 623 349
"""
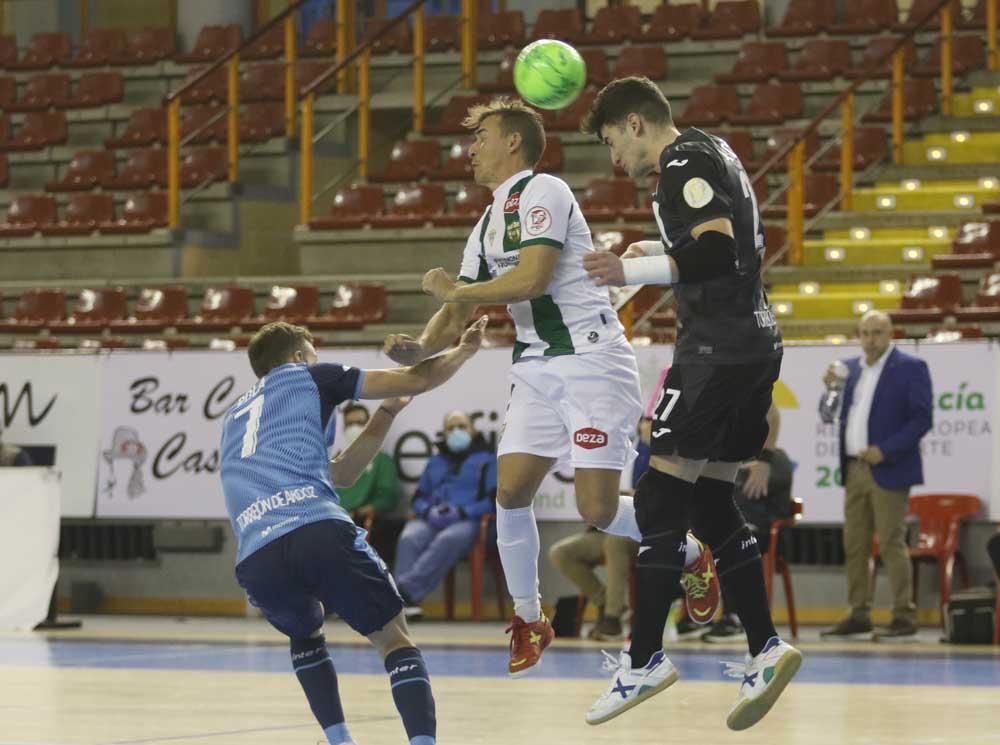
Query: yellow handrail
840 92 854 212
284 15 297 136
786 142 805 265
227 55 239 183
461 0 478 89
940 3 953 117
891 49 904 164
300 93 314 225
167 98 180 228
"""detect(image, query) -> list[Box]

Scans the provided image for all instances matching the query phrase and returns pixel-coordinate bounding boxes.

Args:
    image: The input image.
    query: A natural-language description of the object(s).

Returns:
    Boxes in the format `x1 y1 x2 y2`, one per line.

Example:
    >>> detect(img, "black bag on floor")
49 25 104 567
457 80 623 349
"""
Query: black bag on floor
944 586 996 644
552 595 583 638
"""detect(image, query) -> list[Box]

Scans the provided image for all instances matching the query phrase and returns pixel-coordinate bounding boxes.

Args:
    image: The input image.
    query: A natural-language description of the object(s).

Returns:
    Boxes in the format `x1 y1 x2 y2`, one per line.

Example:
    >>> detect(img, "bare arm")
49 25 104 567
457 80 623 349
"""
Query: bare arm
445 245 560 304
330 398 408 488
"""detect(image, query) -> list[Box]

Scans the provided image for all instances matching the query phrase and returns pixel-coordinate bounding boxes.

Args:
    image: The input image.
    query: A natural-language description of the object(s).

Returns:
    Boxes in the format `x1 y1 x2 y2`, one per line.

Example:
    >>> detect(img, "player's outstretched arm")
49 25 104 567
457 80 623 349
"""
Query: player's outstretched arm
330 396 410 488
383 300 480 365
423 245 560 304
365 315 488 399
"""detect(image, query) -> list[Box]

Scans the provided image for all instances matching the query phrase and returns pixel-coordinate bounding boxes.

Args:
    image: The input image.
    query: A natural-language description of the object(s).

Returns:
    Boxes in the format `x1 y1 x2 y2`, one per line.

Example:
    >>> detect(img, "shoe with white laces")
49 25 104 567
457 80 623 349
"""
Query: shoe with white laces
585 649 679 725
724 636 802 731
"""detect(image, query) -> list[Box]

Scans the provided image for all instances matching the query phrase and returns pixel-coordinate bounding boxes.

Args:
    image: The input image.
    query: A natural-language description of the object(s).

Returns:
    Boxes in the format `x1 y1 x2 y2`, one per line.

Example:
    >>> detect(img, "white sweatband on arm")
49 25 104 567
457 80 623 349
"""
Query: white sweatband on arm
636 240 666 256
622 255 674 286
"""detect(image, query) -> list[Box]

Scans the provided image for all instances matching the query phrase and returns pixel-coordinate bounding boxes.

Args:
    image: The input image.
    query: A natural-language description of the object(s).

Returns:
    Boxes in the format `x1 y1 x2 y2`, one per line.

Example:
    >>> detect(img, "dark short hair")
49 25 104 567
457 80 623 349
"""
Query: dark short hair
581 76 673 139
463 97 547 167
343 402 370 422
247 321 314 378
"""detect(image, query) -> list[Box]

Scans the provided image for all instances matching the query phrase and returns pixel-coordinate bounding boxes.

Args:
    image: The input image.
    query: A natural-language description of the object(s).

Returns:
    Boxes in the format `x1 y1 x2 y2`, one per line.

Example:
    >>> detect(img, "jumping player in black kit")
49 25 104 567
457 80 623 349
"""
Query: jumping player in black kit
579 76 802 730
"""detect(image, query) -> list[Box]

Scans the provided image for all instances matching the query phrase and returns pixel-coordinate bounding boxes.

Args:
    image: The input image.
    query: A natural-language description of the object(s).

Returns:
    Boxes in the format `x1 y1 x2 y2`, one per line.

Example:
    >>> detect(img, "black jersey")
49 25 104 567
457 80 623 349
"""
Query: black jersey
652 128 782 364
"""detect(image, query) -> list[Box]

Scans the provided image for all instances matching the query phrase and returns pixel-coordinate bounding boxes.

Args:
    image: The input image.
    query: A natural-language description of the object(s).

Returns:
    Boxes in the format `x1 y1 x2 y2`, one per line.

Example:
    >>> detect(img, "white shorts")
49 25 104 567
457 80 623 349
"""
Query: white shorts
498 338 643 470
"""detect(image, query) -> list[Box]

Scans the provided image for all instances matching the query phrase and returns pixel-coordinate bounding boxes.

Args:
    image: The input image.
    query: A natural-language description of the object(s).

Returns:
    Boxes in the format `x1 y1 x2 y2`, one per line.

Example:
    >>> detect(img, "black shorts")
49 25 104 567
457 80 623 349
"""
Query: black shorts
649 357 781 463
235 518 403 640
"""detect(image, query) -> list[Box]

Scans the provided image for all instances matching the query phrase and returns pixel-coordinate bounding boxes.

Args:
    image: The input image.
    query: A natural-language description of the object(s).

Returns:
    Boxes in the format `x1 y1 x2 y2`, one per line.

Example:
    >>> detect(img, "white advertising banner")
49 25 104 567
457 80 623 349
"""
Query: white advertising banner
1 354 100 517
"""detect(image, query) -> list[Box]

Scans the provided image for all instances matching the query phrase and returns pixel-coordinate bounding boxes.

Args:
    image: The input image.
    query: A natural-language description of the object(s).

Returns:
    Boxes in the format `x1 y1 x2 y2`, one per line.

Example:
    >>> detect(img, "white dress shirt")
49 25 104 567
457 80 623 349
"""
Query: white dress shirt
844 345 892 456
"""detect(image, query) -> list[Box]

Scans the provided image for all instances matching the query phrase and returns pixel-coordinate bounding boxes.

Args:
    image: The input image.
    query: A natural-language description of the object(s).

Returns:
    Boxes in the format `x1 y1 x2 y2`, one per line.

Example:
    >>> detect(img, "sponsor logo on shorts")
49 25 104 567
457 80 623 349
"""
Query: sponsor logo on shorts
525 206 552 236
573 427 608 449
504 194 520 213
587 331 599 343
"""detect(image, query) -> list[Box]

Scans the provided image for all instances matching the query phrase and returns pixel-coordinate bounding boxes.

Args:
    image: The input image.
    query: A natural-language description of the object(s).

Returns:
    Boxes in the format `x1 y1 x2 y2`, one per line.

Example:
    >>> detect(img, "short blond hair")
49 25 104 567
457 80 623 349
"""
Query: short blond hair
462 97 546 167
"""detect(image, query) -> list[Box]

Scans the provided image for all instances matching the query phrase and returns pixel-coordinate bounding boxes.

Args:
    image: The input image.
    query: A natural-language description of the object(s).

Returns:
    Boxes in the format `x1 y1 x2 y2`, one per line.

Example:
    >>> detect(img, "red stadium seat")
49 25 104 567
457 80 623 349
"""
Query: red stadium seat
431 138 474 181
954 273 1000 322
730 82 803 125
100 192 169 234
180 147 227 187
676 85 741 127
747 127 821 173
0 116 9 148
717 130 755 166
5 73 71 112
580 178 638 221
181 104 226 145
41 193 115 236
888 273 962 323
0 289 65 332
308 184 385 229
296 61 337 95
433 183 492 226
862 79 937 123
109 286 190 333
530 9 584 43
763 224 788 264
480 50 517 94
477 11 526 50
0 76 14 107
113 27 176 65
48 288 128 333
767 0 836 36
308 283 387 329
612 45 668 81
105 148 167 190
762 173 840 218
537 135 564 173
933 222 1000 270
846 38 916 80
780 40 853 82
244 285 321 329
580 5 643 45
425 15 461 52
179 65 227 105
302 19 338 57
580 48 611 88
63 71 124 108
362 18 412 54
239 102 284 143
830 0 899 34
244 24 285 60
45 150 117 191
370 183 446 227
6 32 71 70
240 63 284 102
0 194 57 236
0 154 7 188
0 35 17 67
893 0 961 30
176 24 242 63
140 336 191 350
424 94 491 136
961 0 989 28
105 108 167 148
912 35 984 77
640 3 704 42
815 127 888 172
691 0 760 39
716 42 788 84
68 29 127 67
176 287 256 332
369 139 442 183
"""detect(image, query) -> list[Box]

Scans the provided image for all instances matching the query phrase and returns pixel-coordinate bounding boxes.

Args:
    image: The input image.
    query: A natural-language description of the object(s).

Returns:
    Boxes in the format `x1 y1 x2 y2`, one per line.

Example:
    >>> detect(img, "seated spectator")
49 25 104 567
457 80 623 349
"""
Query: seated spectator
394 410 497 618
335 402 405 564
0 423 32 467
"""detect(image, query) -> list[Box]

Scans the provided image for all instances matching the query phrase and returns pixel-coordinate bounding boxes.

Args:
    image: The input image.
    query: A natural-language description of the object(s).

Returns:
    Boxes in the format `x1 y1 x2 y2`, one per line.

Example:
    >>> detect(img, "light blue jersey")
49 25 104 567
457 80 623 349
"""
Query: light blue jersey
220 362 364 563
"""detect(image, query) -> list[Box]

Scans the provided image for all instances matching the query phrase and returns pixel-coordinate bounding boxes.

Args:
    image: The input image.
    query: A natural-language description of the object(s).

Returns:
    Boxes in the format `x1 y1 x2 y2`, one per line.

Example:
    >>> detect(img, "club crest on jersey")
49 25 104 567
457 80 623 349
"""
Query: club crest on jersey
526 206 552 236
683 177 714 209
573 427 608 449
506 220 521 243
503 194 520 213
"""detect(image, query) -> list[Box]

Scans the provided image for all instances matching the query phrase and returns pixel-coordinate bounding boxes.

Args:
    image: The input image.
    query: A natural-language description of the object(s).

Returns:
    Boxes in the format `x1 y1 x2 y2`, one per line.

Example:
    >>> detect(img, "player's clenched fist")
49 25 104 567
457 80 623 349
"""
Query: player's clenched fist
621 242 649 260
383 333 424 365
422 267 456 301
583 251 626 287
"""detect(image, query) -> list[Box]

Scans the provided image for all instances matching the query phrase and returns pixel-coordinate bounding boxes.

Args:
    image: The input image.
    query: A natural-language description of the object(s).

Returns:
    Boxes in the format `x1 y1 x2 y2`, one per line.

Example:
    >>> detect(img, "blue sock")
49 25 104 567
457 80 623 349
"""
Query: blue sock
290 635 351 745
384 647 436 743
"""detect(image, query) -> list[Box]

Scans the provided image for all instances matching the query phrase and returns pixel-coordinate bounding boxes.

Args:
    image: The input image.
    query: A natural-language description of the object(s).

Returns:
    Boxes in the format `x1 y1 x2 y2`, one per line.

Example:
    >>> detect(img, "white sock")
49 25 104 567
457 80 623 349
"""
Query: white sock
603 495 642 543
684 533 702 568
496 504 541 622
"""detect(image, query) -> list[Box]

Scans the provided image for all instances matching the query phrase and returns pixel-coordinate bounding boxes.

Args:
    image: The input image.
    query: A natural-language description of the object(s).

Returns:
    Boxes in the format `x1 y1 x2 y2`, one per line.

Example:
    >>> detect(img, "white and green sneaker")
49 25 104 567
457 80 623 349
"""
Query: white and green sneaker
585 649 679 725
724 636 802 731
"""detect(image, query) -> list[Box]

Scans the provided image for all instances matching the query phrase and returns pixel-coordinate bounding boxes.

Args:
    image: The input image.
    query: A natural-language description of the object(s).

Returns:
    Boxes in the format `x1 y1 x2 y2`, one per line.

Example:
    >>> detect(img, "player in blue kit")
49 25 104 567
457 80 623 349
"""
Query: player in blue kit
220 317 487 745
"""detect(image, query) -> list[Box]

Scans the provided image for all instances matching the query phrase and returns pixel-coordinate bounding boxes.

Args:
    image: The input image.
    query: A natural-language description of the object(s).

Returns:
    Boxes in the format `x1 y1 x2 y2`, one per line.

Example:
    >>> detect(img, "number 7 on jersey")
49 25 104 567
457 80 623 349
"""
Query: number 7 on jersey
233 396 264 458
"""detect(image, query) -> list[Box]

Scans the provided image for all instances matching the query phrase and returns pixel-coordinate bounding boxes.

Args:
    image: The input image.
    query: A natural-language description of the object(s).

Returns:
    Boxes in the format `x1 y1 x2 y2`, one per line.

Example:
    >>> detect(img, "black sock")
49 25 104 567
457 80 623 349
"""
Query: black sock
628 468 693 668
693 477 778 657
385 646 436 742
290 635 349 738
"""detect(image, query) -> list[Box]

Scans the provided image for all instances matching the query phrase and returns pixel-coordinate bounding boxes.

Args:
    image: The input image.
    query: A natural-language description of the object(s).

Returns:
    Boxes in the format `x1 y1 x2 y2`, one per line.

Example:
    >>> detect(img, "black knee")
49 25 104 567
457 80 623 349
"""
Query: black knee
633 468 693 571
290 633 328 667
691 476 761 577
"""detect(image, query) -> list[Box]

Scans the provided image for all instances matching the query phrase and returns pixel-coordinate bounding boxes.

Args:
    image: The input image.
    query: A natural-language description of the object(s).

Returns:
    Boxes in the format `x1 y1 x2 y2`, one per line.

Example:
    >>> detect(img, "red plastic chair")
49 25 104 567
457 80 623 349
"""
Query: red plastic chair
677 84 741 127
424 94 492 136
894 0 961 30
476 11 526 50
41 193 115 237
245 285 321 329
302 19 339 57
113 27 176 65
180 147 227 187
63 71 125 108
580 5 643 45
109 286 189 333
369 139 442 183
579 48 610 88
431 138 474 181
763 498 802 638
730 82 803 125
5 73 71 111
244 24 285 60
780 39 853 82
529 8 584 43
361 18 412 55
105 148 167 190
6 32 71 70
692 0 760 39
68 28 127 67
371 184 446 227
308 283 387 330
640 3 704 42
768 0 836 36
100 193 169 234
176 24 242 63
829 0 899 34
175 287 256 332
0 194 57 236
888 273 962 324
815 127 888 172
45 150 116 191
308 184 385 229
580 177 638 221
444 514 508 621
4 111 67 151
846 38 916 80
0 289 65 332
432 183 492 227
954 272 1000 322
612 45 668 81
425 15 461 52
48 287 128 333
106 108 167 148
716 42 789 83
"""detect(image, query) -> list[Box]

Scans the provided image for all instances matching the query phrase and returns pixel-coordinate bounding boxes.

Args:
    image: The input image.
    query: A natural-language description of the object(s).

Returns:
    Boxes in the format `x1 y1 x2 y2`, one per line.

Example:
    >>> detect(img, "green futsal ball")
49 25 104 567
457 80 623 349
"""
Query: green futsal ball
513 39 587 110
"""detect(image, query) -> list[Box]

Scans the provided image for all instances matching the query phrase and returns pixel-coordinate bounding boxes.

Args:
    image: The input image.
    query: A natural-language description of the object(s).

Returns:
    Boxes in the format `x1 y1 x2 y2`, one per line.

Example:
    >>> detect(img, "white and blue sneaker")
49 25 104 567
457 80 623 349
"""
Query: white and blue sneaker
585 649 679 725
723 636 802 731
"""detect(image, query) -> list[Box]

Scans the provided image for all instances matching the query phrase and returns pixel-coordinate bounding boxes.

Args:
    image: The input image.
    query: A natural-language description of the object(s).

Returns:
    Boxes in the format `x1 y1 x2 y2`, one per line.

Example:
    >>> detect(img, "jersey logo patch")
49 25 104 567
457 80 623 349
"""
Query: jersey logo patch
683 177 714 209
573 427 608 449
526 206 552 236
504 194 520 213
666 159 689 168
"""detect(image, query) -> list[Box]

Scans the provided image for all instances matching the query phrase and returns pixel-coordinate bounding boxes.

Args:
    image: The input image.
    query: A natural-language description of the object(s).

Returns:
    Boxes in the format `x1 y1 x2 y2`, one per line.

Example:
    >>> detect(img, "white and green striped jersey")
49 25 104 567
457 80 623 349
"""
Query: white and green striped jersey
458 169 625 362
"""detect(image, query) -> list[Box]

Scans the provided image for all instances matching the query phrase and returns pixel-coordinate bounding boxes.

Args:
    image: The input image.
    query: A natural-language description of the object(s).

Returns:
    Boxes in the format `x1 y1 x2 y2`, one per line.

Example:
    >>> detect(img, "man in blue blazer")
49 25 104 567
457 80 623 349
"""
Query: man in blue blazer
818 311 933 641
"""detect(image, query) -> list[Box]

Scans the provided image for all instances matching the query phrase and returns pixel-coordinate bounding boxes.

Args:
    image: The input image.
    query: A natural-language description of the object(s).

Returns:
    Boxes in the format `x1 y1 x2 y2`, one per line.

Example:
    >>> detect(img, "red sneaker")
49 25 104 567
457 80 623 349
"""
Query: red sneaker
505 614 554 677
680 537 721 625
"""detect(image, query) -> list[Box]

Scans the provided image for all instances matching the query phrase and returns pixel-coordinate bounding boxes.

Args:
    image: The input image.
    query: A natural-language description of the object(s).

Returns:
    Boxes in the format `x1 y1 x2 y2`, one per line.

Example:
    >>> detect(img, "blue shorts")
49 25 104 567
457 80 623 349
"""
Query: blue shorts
235 518 403 639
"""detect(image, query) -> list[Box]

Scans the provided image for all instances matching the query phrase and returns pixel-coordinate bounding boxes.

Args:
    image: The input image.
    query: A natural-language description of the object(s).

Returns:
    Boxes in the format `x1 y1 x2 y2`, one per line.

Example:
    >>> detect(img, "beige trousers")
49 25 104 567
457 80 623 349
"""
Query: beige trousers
843 460 916 623
548 531 638 618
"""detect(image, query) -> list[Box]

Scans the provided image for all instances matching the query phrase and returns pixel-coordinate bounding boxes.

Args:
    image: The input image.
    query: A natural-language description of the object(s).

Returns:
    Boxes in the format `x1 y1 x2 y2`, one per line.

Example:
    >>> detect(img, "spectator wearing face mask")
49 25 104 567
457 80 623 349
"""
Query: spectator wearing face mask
394 410 498 618
334 403 405 564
